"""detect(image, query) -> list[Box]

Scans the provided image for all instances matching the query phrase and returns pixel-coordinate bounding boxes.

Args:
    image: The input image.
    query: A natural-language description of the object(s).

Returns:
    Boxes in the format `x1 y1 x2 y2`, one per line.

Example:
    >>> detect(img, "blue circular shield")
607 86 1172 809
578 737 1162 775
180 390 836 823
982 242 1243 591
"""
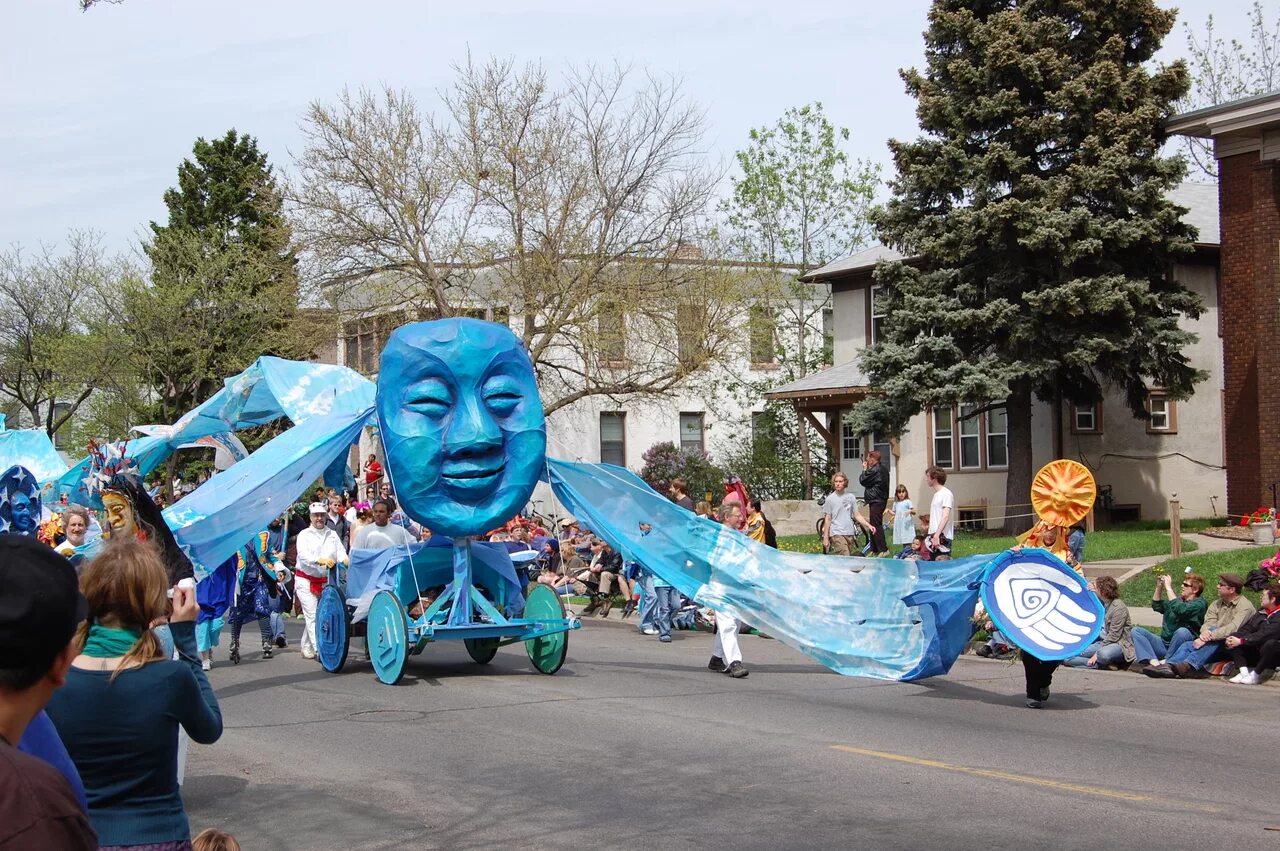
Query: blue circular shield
979 549 1104 661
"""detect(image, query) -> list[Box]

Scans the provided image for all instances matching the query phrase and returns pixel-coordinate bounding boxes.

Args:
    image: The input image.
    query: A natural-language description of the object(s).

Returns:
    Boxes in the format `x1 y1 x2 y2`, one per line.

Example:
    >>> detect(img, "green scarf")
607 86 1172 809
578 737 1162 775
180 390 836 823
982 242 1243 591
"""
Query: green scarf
82 624 143 658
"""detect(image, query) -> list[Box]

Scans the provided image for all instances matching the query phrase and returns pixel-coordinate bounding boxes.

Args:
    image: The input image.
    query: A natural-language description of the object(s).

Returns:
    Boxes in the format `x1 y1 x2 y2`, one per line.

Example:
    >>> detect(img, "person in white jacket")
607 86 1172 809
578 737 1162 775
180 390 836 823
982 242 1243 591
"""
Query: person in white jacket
294 502 348 659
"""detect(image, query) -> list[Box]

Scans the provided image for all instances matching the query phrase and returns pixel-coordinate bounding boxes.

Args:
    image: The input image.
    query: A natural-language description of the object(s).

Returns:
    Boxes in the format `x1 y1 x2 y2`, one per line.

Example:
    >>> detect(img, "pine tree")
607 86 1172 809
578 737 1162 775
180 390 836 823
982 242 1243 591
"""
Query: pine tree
136 130 306 424
854 0 1206 531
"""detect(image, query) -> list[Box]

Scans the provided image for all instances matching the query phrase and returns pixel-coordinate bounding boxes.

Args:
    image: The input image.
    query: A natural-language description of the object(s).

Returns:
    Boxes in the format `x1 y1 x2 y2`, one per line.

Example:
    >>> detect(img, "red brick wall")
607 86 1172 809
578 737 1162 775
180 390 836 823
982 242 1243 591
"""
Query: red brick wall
1218 151 1280 516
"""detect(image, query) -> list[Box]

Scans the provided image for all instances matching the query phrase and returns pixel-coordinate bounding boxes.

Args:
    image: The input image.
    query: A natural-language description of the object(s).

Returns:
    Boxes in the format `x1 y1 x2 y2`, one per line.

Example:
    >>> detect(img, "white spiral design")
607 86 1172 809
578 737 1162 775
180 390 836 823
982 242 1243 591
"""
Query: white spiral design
992 561 1097 652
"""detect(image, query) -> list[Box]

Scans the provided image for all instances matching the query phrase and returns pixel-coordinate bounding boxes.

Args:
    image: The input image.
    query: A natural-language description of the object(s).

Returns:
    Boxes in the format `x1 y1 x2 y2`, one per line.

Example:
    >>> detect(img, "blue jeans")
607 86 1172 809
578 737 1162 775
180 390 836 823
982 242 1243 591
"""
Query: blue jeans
1064 641 1126 668
1133 626 1195 662
637 573 657 632
653 586 680 639
1165 638 1224 670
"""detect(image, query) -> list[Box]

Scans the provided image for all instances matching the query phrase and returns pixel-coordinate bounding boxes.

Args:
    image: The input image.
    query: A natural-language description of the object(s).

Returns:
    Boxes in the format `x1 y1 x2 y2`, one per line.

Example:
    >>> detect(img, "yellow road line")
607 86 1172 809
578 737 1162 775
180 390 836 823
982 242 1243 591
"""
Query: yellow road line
830 745 1220 812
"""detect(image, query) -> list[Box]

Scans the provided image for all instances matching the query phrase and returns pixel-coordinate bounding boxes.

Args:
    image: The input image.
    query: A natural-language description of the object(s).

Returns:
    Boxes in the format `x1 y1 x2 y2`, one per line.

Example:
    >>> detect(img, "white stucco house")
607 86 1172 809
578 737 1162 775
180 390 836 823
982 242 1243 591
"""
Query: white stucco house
763 182 1226 526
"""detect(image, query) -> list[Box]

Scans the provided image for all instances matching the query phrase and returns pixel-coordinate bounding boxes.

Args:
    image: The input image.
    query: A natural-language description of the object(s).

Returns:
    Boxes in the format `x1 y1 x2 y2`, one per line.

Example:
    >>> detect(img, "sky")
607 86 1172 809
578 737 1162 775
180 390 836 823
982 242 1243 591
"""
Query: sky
0 0 1257 256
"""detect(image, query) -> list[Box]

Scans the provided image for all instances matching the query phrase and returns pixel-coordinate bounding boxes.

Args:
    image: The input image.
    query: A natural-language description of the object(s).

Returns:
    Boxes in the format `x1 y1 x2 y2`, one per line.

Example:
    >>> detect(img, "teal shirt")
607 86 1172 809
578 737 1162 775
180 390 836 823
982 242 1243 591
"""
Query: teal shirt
46 620 223 846
1152 596 1207 640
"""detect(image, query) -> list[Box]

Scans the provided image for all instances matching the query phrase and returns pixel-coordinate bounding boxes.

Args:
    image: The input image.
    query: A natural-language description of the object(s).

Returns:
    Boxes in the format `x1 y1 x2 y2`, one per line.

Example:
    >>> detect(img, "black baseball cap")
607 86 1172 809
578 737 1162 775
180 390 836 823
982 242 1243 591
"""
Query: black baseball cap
0 536 89 669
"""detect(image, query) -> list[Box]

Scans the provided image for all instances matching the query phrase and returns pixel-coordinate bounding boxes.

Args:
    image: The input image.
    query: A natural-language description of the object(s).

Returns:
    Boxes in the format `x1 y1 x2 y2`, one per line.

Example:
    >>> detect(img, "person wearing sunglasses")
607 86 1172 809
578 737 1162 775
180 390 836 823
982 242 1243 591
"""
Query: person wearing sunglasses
1130 571 1207 669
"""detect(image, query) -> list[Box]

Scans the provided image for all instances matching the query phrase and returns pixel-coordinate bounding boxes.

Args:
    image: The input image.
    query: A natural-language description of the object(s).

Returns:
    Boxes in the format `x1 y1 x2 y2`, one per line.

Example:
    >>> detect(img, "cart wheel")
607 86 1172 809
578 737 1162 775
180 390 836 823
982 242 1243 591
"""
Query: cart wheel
368 590 408 685
524 585 569 675
317 585 349 673
465 638 500 664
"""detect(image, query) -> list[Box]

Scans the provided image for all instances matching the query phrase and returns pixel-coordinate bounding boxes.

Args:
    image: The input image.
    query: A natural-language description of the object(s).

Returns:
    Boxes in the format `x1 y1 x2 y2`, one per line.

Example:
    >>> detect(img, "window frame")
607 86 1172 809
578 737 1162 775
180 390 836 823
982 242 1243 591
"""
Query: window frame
748 304 778 368
928 403 1008 472
678 411 706 454
869 285 886 345
841 418 862 461
1070 402 1102 434
599 412 627 466
1145 392 1177 434
958 402 982 470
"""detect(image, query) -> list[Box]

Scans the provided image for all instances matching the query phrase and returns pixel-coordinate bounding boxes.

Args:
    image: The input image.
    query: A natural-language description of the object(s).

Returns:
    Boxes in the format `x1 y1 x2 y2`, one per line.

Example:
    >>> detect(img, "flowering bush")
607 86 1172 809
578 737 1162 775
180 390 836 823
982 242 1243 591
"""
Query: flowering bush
1240 507 1276 526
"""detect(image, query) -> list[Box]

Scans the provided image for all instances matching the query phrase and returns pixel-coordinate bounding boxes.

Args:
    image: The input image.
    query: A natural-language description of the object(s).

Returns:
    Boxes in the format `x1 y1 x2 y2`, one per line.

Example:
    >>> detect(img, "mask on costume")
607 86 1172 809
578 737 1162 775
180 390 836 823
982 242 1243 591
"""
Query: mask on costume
0 465 41 536
376 319 546 538
102 490 140 539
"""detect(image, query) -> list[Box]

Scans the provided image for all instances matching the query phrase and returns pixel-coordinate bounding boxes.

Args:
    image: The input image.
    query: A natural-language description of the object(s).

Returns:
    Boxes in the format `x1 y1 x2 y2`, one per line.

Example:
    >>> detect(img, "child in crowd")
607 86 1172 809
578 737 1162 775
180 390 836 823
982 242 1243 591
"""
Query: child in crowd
895 534 933 561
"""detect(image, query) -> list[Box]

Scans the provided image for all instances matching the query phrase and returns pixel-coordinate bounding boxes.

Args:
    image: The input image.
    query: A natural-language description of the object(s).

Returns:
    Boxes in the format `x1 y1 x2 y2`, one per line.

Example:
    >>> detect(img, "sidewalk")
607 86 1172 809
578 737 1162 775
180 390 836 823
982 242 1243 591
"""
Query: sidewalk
1084 532 1258 629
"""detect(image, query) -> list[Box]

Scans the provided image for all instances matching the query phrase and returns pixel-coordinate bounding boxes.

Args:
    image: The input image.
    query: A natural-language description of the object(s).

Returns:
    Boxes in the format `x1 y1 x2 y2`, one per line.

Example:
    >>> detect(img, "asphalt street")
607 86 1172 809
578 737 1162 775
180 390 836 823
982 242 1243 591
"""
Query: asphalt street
185 617 1280 851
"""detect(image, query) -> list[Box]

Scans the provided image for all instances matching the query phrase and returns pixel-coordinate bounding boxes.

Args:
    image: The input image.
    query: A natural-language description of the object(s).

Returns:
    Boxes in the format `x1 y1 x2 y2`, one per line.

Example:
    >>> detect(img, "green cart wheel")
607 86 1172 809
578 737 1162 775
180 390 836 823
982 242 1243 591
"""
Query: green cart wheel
316 584 350 673
367 590 408 685
464 637 500 664
524 585 569 675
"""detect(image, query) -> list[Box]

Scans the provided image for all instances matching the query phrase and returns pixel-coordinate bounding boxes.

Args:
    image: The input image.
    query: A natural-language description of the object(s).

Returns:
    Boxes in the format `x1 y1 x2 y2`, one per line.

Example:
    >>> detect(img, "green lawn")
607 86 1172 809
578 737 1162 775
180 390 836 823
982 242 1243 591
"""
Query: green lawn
777 529 1198 560
1119 545 1275 609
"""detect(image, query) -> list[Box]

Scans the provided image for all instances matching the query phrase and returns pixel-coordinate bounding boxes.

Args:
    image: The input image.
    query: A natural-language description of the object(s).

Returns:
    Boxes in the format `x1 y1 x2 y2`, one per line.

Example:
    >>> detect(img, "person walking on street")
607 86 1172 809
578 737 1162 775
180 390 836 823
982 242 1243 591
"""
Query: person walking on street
925 466 955 561
709 503 748 678
821 473 871 556
859 450 890 555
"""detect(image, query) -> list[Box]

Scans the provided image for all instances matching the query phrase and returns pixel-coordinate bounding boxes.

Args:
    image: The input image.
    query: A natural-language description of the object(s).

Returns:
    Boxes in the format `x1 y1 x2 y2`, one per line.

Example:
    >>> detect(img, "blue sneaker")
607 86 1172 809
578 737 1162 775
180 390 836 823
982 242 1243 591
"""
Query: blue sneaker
659 635 672 643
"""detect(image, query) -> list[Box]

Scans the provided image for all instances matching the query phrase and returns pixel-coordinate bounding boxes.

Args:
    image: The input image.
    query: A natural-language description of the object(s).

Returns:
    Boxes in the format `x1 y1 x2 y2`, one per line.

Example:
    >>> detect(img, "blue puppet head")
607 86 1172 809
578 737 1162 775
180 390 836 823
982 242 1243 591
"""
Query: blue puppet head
0 465 41 535
375 319 547 537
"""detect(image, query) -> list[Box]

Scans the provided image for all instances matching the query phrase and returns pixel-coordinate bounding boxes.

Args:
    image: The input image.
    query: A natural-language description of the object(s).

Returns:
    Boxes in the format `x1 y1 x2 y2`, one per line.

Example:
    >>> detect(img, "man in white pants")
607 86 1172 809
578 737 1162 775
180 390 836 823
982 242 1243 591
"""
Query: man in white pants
294 502 348 660
709 502 749 678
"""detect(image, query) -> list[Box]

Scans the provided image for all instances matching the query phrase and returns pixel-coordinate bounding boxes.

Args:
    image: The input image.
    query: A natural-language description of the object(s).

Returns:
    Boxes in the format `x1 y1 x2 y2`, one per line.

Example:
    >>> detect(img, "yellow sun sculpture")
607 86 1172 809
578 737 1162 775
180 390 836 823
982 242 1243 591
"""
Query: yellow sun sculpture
1030 459 1096 527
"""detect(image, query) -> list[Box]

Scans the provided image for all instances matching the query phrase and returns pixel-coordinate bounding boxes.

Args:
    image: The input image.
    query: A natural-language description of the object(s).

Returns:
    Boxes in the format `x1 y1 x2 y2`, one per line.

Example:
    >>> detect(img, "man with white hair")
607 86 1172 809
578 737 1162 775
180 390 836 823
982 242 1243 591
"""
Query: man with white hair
294 502 348 660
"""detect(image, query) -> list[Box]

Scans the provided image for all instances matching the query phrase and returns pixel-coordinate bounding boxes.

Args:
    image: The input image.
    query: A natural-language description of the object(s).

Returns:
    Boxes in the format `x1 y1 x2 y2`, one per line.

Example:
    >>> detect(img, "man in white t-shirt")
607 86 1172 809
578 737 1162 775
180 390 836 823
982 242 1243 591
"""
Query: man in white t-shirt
353 500 416 551
925 465 955 560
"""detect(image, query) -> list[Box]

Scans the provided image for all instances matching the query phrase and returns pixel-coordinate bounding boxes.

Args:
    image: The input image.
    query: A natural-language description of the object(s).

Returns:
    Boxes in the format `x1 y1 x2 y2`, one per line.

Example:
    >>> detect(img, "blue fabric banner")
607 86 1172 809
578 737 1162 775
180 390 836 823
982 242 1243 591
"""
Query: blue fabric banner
545 458 998 681
0 428 69 485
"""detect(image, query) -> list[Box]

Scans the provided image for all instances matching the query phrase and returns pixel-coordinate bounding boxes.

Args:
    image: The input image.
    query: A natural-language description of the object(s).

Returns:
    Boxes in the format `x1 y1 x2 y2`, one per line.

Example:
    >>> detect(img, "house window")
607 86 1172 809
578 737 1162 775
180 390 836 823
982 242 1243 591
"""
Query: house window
676 303 706 367
679 412 705 453
841 419 861 461
752 411 776 457
599 412 626 466
1146 393 1177 434
822 308 834 366
749 305 776 366
985 407 1008 468
597 304 627 365
958 403 981 469
491 305 511 328
1072 403 1101 434
870 285 886 344
932 407 954 469
957 508 986 531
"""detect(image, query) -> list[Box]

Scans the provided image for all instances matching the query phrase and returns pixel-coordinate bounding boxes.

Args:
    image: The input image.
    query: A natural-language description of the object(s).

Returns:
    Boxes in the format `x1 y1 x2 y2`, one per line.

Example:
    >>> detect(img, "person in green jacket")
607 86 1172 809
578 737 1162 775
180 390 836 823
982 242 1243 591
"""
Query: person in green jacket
1131 571 1207 666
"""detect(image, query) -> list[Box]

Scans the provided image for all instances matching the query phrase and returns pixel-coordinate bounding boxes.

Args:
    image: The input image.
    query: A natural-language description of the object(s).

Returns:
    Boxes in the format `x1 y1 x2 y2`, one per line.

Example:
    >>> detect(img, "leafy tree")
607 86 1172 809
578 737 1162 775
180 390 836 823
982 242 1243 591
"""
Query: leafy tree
1179 1 1280 178
0 231 131 440
721 103 879 496
713 401 834 502
638 441 725 506
137 129 306 425
855 0 1204 532
292 60 746 415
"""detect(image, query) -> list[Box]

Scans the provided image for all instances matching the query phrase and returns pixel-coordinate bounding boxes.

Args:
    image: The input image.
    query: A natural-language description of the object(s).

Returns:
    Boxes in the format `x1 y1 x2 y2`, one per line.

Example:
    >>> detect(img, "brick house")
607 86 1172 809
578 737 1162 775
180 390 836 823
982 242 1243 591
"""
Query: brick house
764 183 1225 526
1168 91 1280 519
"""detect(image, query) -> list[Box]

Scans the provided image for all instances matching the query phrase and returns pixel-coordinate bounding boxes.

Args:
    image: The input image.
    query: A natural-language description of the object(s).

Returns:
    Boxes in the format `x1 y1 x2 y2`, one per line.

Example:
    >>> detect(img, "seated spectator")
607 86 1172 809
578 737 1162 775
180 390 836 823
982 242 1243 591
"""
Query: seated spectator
0 536 97 850
1224 582 1280 685
972 602 1013 658
1144 572 1255 678
46 540 223 848
1064 576 1134 669
1130 571 1207 667
896 534 933 561
1068 523 1086 566
577 539 628 617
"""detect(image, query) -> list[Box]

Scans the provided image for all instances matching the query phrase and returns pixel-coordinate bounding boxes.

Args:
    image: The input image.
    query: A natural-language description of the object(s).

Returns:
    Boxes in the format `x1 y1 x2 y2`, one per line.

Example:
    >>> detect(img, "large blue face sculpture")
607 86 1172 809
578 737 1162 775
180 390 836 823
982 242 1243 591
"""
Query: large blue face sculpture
0 465 40 536
376 319 546 537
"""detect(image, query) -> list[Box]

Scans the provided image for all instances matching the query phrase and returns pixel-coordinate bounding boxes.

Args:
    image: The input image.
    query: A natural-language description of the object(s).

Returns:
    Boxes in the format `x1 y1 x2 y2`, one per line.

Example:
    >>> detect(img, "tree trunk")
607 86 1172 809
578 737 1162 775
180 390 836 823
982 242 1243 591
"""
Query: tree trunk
164 453 178 504
1003 379 1034 535
796 407 813 499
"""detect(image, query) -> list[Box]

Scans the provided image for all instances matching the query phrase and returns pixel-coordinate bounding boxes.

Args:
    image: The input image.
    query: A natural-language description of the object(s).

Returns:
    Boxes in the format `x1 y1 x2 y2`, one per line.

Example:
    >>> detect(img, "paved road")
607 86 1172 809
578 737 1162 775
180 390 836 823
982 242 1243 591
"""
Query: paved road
185 617 1280 851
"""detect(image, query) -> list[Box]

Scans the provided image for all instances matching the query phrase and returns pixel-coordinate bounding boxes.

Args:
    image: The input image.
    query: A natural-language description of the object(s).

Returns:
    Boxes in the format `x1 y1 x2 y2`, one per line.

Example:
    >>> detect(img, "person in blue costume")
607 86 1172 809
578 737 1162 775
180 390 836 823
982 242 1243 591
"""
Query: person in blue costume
0 464 42 536
226 531 282 665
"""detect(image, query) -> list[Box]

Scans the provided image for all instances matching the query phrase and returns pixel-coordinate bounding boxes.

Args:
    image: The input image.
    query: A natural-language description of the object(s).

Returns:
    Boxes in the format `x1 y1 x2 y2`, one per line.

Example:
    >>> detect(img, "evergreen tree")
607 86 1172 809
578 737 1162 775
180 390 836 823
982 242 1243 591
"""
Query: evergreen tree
138 130 305 424
854 0 1205 530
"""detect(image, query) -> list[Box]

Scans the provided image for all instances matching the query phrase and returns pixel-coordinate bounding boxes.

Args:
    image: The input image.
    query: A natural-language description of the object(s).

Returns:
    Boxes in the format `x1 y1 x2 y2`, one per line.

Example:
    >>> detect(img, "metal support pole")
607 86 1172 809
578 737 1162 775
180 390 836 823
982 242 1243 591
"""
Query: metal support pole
1169 498 1182 559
